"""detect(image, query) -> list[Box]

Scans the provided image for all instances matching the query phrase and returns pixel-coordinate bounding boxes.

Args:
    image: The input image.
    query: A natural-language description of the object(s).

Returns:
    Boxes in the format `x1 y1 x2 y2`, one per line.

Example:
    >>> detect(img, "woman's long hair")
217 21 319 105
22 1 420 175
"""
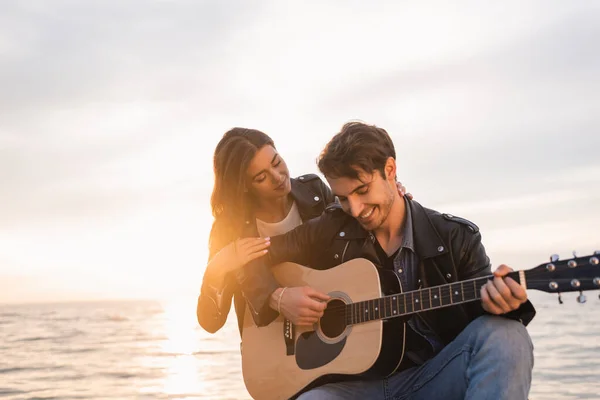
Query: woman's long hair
208 127 275 257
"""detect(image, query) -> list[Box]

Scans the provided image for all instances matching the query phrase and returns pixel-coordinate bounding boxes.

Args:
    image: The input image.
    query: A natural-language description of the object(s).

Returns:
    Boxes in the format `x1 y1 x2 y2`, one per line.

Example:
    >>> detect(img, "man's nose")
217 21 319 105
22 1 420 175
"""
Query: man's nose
347 197 363 219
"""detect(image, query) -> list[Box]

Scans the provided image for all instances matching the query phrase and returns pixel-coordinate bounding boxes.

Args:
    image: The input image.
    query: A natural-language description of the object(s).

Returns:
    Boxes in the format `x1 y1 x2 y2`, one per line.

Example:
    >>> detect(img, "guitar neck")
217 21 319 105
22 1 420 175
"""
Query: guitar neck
345 270 524 326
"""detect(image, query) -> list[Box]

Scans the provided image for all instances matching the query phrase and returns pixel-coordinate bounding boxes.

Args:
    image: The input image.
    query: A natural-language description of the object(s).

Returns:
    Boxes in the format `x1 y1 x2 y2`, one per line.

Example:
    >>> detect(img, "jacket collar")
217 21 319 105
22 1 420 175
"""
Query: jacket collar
408 199 448 259
243 177 324 232
289 178 325 221
331 198 447 259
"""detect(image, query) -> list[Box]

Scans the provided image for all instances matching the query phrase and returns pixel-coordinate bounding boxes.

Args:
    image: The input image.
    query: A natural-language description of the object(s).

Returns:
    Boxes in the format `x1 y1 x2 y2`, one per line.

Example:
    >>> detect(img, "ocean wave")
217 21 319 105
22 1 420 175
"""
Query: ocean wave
35 373 87 382
102 314 129 322
54 347 98 354
12 336 50 342
0 388 26 396
27 397 62 400
100 371 138 379
0 366 66 374
0 312 21 318
10 329 85 343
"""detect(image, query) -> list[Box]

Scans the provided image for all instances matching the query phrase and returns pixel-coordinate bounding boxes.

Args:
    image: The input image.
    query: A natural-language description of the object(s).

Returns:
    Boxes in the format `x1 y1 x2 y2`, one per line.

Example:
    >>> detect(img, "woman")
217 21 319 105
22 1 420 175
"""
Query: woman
197 127 409 335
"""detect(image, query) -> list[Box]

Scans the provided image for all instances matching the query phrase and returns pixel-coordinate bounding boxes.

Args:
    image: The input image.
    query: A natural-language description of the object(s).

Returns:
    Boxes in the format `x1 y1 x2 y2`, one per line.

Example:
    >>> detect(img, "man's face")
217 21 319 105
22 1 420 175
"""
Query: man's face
326 166 396 232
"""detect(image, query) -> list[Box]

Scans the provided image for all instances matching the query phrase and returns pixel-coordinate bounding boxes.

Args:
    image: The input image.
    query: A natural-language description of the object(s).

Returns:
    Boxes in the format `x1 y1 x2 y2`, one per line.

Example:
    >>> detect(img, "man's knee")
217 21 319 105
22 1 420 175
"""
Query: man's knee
469 315 534 365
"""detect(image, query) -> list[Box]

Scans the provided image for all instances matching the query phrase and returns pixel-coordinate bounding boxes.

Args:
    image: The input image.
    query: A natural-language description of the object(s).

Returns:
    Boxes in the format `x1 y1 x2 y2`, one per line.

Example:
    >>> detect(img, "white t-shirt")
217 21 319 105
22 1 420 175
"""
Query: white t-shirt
255 201 303 238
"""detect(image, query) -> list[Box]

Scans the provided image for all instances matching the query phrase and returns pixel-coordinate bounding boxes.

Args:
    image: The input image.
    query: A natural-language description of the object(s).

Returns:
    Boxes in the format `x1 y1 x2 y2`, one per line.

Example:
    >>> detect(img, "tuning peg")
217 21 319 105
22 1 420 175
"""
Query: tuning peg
550 254 560 262
558 293 563 304
594 250 600 255
573 250 577 258
577 291 587 304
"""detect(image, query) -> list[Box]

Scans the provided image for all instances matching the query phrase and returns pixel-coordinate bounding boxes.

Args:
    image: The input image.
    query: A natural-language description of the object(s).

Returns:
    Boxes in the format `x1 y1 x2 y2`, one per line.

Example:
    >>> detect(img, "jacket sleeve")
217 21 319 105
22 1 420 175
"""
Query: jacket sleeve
196 240 235 333
196 273 235 333
237 212 343 327
456 227 536 326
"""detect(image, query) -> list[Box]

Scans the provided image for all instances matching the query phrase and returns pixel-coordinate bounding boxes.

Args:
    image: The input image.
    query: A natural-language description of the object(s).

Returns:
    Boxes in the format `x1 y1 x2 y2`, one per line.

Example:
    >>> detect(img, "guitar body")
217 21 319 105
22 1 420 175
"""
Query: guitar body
241 252 600 399
241 259 405 400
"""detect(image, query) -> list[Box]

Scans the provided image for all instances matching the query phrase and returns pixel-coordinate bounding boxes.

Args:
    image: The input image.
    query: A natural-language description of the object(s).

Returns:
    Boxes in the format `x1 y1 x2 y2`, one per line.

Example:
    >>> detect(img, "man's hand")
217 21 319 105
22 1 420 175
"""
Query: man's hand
480 264 528 314
270 286 330 326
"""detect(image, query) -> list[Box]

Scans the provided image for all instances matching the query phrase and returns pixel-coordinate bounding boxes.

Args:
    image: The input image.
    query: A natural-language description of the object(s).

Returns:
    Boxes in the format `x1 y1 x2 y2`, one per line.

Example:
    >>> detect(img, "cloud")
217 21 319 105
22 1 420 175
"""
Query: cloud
1 1 599 302
0 1 266 116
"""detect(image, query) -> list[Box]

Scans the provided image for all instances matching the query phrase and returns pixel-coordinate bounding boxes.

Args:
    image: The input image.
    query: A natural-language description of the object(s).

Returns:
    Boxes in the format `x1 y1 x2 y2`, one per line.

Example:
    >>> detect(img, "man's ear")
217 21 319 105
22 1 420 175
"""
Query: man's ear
384 157 397 181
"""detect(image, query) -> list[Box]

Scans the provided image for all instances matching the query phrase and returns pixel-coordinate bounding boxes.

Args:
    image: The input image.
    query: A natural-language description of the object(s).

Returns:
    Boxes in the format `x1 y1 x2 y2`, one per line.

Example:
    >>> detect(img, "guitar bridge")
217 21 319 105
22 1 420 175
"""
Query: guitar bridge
284 319 295 355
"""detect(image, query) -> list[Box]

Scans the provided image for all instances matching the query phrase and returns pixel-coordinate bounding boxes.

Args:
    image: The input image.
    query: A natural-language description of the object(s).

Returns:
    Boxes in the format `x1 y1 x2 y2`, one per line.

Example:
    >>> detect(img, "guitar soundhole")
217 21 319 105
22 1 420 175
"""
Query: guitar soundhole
320 299 347 339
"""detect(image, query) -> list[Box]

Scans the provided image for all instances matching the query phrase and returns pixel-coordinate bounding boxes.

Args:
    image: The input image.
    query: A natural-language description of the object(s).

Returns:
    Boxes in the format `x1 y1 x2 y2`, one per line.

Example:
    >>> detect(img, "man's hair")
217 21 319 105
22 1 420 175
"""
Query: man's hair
317 121 396 180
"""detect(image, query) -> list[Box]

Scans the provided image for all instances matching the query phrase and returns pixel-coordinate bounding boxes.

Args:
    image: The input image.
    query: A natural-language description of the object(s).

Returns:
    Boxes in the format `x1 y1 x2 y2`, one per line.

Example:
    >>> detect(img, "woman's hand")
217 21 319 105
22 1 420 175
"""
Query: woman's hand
397 181 413 200
233 237 272 267
205 237 271 287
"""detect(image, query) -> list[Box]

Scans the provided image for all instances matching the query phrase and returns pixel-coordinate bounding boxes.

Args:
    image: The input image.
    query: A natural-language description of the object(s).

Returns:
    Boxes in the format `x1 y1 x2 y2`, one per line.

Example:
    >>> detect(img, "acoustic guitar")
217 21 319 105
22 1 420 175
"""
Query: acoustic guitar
241 252 600 400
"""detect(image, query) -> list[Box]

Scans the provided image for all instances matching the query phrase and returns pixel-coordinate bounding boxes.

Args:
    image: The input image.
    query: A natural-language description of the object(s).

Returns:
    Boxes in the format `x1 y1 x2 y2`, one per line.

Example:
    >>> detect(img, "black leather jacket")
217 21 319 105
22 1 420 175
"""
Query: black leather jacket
239 198 536 346
196 174 335 335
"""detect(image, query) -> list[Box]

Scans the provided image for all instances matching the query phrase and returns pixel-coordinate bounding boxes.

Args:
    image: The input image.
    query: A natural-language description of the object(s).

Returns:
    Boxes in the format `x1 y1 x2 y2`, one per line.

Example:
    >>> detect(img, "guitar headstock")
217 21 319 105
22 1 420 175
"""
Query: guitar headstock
526 251 600 304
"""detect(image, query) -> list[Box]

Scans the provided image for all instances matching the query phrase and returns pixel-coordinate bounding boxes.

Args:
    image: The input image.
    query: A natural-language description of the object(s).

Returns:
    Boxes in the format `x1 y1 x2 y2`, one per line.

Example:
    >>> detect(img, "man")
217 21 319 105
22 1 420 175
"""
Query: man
239 122 535 399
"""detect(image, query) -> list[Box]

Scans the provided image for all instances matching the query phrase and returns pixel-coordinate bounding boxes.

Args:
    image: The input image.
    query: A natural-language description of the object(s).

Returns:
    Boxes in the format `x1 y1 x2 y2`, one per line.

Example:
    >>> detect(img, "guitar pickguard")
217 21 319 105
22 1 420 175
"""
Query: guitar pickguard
295 330 347 370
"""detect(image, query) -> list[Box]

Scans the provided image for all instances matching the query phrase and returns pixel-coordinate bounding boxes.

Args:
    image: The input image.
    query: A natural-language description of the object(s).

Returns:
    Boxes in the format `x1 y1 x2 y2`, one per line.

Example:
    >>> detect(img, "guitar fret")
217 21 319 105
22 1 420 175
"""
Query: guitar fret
478 278 486 298
384 297 388 318
465 279 477 301
451 283 461 303
441 284 450 305
360 300 369 322
361 302 365 323
372 299 375 321
460 282 464 302
362 302 366 323
424 288 432 310
431 286 440 308
372 299 376 320
414 290 422 312
361 301 365 323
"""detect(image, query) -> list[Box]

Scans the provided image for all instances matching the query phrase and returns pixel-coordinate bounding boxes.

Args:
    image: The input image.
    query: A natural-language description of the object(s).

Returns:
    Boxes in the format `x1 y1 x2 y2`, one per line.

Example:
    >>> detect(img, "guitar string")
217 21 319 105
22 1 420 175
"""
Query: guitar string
321 269 597 313
319 278 597 314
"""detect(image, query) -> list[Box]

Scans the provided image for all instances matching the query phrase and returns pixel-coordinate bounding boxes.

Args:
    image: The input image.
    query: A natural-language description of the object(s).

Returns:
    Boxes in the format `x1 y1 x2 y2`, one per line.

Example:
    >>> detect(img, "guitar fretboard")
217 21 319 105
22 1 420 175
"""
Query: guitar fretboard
345 271 521 325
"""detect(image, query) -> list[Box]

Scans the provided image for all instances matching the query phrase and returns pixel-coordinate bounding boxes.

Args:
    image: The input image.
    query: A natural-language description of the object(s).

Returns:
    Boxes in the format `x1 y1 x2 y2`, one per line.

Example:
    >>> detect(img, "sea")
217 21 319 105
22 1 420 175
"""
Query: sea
1 291 598 400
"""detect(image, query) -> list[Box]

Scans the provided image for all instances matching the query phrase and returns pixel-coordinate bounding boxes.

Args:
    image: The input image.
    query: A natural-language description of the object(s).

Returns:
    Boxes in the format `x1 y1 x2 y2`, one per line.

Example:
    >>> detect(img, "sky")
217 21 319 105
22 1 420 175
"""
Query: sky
1 1 599 304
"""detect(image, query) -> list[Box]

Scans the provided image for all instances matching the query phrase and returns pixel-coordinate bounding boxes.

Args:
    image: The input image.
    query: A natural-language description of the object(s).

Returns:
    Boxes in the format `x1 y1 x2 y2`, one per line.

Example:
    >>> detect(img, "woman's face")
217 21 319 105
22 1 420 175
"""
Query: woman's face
245 145 291 200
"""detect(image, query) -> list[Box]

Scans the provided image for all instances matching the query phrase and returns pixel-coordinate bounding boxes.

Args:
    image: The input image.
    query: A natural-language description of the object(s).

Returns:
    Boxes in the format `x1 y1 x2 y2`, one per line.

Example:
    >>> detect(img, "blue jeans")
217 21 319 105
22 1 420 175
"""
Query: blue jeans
296 315 534 400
